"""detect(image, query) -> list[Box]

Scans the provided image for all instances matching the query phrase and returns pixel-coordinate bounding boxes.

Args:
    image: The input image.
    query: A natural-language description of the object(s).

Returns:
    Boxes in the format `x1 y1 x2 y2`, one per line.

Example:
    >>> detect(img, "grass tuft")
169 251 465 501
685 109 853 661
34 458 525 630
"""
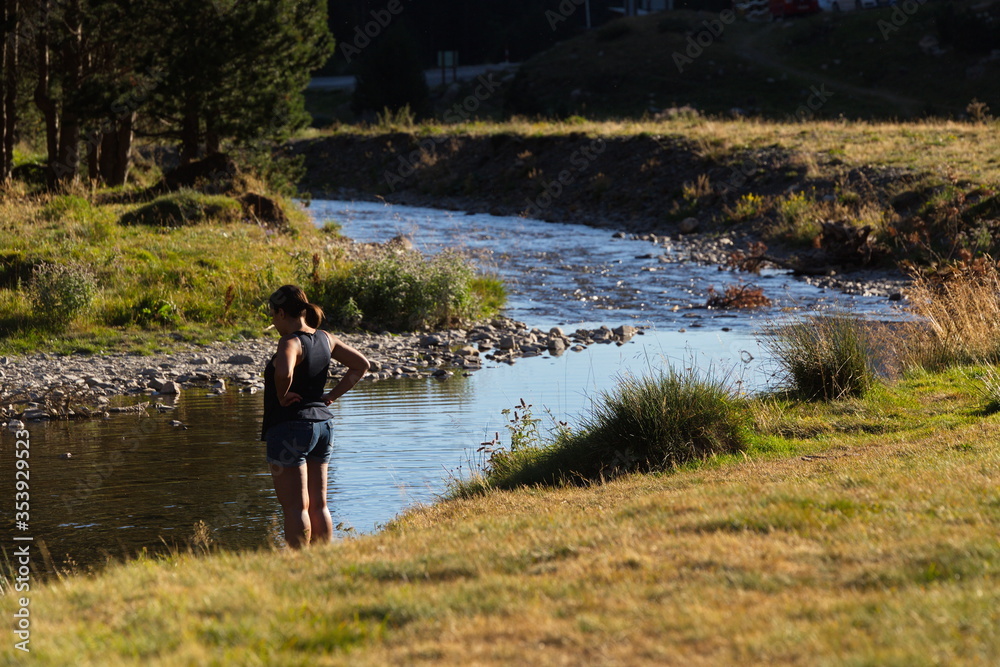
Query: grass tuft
764 314 880 400
456 366 752 494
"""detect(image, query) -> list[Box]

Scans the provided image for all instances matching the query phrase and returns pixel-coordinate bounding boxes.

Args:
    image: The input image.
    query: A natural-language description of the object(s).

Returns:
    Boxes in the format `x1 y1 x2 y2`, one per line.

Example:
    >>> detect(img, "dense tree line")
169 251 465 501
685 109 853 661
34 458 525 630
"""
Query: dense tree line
0 0 332 187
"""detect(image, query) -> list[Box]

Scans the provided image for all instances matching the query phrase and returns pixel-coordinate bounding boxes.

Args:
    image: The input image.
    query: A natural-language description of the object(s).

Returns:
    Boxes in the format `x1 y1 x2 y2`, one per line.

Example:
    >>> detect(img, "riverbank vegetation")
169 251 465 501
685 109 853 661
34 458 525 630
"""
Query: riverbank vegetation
0 180 504 355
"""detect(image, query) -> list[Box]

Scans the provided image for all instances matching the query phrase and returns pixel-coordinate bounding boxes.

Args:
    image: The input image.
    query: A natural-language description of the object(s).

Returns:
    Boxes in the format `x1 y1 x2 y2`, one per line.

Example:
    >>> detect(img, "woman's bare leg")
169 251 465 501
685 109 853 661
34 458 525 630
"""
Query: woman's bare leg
270 463 310 549
305 459 333 545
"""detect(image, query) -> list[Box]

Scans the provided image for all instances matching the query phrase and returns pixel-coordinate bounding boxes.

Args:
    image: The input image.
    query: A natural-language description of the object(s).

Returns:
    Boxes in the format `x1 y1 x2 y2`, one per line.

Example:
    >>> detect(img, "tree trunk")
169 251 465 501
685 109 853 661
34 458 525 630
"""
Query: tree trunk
180 101 200 165
205 111 220 156
33 0 59 188
54 0 82 185
98 111 133 186
2 0 19 182
86 128 99 181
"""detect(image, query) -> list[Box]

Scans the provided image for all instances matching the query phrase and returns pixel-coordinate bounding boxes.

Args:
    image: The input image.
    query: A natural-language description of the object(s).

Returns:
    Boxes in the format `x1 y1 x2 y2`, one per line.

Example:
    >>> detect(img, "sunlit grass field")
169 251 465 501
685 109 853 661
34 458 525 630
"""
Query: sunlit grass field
2 365 997 665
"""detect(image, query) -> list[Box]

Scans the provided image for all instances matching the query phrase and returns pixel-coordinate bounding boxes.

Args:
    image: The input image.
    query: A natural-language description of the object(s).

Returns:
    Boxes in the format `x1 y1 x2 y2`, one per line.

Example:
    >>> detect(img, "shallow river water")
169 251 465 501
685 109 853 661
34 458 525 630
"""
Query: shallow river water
2 200 907 569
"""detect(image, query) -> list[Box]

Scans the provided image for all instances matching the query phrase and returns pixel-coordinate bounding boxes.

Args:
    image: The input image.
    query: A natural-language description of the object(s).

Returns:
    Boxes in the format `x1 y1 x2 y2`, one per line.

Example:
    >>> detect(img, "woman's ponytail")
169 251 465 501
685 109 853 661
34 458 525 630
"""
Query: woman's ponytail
304 303 324 328
269 284 325 327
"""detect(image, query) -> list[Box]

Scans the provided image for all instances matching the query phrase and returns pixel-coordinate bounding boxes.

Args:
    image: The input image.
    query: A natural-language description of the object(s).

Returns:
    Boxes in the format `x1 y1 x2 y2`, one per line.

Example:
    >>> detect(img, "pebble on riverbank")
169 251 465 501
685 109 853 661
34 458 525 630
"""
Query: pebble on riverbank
0 317 645 423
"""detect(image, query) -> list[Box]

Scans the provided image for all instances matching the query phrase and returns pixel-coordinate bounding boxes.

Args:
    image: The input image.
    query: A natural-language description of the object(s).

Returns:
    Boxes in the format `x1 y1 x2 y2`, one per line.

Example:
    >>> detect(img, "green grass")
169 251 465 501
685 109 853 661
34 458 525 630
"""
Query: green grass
0 187 505 354
119 190 243 227
319 249 505 331
764 314 882 400
3 365 999 664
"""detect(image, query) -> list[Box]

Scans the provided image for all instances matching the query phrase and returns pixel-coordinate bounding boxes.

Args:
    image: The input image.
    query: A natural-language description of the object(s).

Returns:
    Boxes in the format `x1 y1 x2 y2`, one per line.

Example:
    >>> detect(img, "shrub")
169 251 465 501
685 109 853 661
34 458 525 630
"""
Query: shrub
120 190 242 227
776 190 822 245
764 314 879 400
28 262 97 326
728 192 765 222
323 249 504 331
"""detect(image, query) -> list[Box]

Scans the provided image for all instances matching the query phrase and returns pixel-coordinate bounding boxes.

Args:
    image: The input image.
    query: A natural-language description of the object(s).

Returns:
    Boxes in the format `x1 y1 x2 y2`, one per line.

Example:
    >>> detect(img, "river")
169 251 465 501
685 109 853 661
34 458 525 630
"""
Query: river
1 200 907 572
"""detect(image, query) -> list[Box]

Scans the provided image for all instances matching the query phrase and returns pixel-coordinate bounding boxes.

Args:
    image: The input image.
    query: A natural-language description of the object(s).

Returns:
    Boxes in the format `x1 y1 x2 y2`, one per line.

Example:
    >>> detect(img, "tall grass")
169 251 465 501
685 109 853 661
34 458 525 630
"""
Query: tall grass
899 259 1000 370
455 366 752 494
764 314 880 400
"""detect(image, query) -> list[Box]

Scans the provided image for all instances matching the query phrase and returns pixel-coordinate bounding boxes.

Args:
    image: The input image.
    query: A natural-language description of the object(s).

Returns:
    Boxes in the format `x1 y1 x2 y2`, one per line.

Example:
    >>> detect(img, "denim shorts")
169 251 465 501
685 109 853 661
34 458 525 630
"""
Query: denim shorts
265 419 335 467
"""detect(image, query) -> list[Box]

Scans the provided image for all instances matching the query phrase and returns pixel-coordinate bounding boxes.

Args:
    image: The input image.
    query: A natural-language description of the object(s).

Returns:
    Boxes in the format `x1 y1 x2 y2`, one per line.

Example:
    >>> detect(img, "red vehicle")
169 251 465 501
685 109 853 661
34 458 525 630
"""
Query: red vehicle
769 0 821 18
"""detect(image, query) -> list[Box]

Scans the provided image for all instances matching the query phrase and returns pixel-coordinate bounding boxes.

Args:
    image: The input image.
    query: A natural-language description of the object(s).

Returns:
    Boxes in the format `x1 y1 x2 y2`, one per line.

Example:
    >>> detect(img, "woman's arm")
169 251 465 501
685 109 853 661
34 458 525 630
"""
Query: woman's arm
272 336 304 407
322 332 371 405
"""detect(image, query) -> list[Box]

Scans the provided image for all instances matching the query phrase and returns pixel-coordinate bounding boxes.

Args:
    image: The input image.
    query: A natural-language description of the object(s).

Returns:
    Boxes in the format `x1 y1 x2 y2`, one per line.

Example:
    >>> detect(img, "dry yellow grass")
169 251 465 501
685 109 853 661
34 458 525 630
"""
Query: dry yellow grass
326 118 1000 186
4 370 999 665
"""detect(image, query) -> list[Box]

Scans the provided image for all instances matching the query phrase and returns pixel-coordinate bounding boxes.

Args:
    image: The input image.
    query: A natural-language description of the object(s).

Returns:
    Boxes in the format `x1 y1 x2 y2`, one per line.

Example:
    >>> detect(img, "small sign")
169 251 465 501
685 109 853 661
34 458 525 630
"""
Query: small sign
437 51 458 68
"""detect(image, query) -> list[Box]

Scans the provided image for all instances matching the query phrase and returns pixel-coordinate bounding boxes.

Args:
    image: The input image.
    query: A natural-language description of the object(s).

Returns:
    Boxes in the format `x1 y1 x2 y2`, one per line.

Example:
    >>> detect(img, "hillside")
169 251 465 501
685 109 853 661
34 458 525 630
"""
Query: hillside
504 4 1000 120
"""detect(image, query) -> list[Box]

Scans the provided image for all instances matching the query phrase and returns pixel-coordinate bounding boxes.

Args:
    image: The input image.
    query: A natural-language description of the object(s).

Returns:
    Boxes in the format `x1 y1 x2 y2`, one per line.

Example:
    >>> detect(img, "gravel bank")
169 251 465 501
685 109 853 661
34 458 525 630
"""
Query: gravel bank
0 317 644 424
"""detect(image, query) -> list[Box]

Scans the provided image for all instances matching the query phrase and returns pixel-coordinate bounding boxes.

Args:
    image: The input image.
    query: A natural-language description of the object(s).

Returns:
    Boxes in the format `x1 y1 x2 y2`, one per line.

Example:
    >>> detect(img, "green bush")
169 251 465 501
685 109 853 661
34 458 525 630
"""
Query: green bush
29 262 97 327
120 190 242 227
323 249 504 330
455 367 752 494
765 314 879 400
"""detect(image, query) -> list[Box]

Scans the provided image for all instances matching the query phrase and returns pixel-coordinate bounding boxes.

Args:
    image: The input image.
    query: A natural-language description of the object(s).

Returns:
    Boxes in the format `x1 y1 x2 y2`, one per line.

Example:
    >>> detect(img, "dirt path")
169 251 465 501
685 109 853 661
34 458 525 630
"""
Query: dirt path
734 23 927 116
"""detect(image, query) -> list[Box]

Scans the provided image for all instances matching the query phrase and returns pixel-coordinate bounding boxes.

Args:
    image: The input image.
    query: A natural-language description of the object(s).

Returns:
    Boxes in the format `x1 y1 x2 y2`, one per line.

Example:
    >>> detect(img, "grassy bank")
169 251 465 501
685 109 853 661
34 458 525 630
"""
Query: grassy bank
0 184 504 356
2 363 998 664
296 117 1000 273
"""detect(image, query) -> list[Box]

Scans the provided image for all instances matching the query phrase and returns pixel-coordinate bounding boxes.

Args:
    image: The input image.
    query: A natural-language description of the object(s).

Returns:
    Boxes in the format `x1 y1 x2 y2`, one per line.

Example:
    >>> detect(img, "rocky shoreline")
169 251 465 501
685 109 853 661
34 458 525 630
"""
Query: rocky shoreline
0 317 643 424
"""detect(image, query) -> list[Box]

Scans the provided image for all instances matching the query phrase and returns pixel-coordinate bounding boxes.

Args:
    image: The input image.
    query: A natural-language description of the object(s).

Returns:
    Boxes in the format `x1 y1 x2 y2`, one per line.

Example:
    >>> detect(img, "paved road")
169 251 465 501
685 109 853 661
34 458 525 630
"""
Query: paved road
309 62 520 91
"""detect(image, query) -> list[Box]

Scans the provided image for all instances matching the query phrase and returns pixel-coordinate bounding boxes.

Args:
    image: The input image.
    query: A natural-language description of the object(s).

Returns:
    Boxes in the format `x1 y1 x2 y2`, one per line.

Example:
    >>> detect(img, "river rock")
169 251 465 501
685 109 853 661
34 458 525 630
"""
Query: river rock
225 354 255 365
613 325 638 341
498 335 517 351
679 217 700 234
23 408 50 421
159 382 182 395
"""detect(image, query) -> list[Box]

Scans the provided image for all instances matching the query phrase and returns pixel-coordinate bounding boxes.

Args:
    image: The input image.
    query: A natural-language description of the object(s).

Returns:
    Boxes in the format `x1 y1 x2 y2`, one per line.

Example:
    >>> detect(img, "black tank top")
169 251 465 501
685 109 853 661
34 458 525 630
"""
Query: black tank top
261 330 335 439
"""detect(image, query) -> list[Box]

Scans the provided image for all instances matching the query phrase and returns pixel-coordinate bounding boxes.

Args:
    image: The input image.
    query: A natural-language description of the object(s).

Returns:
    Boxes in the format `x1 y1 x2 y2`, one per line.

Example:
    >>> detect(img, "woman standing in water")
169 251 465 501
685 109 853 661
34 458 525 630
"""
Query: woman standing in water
262 285 370 548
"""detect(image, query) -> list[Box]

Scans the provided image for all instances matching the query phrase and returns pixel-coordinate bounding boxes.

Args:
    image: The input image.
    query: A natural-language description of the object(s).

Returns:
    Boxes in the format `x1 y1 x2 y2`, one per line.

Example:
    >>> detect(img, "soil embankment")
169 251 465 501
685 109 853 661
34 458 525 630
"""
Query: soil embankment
291 130 949 291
